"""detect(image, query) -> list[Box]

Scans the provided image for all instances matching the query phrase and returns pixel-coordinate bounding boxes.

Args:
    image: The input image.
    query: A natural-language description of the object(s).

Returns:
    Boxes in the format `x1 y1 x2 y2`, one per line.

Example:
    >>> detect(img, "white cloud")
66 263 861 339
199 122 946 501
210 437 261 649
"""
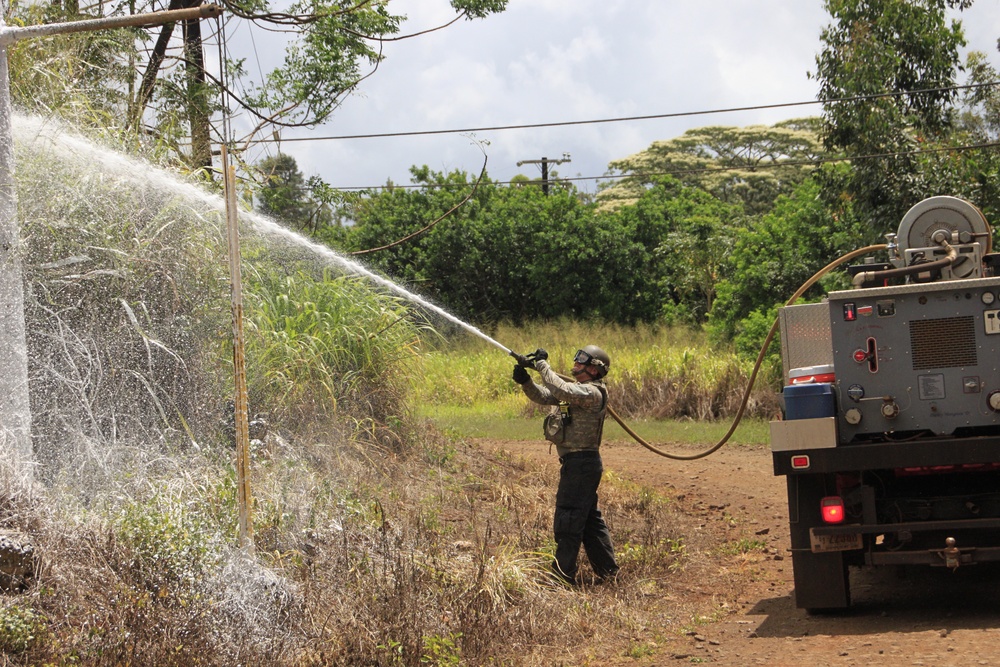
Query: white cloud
246 0 1000 191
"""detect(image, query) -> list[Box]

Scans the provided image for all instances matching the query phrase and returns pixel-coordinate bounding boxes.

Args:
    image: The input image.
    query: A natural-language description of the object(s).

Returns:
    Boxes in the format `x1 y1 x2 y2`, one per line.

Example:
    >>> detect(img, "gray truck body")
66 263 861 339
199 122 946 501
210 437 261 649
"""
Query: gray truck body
772 268 1000 611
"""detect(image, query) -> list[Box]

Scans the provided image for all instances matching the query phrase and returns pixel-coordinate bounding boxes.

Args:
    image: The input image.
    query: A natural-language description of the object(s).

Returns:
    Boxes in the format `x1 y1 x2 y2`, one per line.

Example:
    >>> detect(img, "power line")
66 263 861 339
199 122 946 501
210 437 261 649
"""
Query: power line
320 138 1000 192
257 81 998 144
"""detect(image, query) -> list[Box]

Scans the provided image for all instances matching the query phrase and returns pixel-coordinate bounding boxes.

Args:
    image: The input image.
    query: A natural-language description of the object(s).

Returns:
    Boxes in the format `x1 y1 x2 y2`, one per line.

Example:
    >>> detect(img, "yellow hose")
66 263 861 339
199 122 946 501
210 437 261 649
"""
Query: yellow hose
610 244 888 461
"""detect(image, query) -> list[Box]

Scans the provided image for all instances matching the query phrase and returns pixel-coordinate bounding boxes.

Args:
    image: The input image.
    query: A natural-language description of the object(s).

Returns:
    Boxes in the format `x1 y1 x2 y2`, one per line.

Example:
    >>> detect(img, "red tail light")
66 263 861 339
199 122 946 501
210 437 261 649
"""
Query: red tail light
821 496 845 524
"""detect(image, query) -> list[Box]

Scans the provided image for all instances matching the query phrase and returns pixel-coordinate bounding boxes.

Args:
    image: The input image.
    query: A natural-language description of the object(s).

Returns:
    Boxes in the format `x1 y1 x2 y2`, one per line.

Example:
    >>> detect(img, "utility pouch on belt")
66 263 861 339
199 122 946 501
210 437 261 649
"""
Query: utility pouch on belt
543 403 571 445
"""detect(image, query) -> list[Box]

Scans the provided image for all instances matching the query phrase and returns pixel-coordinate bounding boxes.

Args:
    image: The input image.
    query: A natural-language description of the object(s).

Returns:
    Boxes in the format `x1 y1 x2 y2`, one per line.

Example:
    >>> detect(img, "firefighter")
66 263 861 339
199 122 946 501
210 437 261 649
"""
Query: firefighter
512 345 620 584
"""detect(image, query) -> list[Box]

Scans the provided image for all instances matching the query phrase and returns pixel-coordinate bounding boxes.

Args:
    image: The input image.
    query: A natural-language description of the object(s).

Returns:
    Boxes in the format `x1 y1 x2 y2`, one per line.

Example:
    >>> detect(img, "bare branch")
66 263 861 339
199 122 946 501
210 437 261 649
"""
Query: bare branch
219 0 374 27
340 11 466 42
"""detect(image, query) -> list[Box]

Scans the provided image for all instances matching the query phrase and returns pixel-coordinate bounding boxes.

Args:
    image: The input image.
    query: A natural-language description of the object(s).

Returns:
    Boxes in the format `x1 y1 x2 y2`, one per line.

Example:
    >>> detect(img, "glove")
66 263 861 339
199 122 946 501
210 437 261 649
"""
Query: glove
532 348 548 365
512 365 530 385
510 351 533 368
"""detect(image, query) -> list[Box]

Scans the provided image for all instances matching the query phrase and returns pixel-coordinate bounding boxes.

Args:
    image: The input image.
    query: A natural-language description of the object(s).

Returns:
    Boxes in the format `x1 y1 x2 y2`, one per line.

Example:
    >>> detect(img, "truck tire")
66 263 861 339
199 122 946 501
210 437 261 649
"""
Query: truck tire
786 473 850 611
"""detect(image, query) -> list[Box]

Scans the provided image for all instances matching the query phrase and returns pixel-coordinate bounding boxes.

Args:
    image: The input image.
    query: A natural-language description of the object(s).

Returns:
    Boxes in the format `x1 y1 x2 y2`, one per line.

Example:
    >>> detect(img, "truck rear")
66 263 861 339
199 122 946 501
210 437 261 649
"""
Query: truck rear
771 196 1000 611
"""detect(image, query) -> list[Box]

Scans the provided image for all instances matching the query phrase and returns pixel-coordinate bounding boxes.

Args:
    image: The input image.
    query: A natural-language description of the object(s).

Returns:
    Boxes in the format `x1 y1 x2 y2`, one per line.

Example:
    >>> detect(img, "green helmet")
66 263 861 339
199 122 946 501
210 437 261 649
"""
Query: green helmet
574 345 610 378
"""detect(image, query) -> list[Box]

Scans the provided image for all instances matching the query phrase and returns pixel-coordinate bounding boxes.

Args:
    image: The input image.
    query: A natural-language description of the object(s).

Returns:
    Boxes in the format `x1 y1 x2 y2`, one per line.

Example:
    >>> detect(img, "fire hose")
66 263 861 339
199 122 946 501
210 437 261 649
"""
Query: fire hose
510 244 890 461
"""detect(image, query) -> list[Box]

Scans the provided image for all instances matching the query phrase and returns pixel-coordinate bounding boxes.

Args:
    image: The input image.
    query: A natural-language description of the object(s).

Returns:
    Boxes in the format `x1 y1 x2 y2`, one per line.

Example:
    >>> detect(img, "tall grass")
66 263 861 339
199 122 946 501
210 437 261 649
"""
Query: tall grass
415 319 782 421
243 268 426 446
19 134 231 470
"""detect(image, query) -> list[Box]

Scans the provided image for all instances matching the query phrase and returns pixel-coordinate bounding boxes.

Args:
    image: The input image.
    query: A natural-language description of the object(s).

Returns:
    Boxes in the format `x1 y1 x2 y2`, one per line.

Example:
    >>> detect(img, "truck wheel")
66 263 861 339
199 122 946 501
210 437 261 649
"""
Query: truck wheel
786 473 851 611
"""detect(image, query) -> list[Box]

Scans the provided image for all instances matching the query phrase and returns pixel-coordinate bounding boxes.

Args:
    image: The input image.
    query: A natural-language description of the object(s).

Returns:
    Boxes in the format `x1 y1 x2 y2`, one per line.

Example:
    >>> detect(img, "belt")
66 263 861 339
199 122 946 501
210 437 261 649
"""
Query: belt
559 450 600 463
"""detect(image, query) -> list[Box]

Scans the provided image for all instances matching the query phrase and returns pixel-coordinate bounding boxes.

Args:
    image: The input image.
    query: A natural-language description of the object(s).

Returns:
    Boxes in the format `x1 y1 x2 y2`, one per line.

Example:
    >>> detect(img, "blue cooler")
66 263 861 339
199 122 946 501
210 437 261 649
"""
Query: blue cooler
783 383 835 420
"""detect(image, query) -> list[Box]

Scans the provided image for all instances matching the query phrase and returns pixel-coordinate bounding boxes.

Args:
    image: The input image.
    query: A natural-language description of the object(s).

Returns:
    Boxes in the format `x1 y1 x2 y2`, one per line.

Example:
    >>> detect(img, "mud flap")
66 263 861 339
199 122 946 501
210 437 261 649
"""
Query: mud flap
786 474 850 611
791 549 849 611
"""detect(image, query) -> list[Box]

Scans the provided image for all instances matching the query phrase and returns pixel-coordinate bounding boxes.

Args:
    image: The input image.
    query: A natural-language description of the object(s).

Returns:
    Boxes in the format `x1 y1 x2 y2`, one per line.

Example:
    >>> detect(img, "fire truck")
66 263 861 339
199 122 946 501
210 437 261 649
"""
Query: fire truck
771 196 1000 611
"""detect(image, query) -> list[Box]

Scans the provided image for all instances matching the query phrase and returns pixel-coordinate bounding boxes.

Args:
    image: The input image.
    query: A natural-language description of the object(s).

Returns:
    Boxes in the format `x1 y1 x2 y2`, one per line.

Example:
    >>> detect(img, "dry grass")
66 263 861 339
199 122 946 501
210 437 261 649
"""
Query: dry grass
0 420 769 666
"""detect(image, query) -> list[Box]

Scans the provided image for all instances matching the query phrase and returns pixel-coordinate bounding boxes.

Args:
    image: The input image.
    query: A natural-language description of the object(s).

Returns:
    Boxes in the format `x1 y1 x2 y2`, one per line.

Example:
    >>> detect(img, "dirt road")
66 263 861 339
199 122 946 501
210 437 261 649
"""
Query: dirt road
482 437 1000 666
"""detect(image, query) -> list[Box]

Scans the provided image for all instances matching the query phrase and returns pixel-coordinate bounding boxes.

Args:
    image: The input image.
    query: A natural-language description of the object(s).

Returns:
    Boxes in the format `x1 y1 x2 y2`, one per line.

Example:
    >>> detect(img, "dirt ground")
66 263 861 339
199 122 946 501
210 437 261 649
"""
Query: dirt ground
477 437 1000 667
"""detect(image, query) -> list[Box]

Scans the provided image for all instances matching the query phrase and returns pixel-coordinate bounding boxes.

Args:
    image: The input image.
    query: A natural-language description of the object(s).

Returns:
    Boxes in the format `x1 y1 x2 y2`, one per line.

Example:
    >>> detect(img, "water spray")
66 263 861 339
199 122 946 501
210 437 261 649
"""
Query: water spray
15 115 512 358
0 5 224 483
16 116 889 466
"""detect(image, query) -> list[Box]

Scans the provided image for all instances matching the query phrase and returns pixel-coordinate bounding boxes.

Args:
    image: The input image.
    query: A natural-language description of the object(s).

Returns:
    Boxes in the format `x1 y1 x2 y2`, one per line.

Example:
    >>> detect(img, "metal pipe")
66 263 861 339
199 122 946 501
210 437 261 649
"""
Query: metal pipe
0 5 223 46
852 240 959 287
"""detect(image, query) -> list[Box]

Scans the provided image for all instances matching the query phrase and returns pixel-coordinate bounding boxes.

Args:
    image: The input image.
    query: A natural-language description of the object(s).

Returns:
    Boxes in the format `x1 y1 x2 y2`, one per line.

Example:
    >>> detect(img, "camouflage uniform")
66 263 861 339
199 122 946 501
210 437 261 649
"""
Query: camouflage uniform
520 359 620 583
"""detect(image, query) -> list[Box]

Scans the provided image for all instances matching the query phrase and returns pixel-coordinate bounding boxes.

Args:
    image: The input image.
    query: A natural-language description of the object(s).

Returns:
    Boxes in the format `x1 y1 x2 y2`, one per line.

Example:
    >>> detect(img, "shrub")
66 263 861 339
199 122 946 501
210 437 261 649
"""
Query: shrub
0 604 46 654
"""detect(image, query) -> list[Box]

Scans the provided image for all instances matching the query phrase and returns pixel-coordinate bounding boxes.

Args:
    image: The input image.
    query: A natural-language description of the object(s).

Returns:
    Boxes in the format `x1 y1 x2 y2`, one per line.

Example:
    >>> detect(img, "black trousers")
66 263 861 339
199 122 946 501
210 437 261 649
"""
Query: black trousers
553 450 619 581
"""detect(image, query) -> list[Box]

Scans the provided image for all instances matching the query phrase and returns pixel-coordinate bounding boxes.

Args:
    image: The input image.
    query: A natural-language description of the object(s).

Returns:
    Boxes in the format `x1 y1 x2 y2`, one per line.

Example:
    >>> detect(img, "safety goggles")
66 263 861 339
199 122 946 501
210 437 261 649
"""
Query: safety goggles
574 349 593 365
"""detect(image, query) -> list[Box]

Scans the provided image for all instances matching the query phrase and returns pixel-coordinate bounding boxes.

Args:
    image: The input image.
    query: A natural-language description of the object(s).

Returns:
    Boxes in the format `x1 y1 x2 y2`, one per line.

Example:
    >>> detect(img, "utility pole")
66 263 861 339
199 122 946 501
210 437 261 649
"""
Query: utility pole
517 153 570 195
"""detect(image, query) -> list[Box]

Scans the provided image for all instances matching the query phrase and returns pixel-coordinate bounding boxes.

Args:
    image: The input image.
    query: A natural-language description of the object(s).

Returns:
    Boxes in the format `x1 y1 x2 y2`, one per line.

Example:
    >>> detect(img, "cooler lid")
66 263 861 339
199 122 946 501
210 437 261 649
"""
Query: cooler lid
788 364 835 379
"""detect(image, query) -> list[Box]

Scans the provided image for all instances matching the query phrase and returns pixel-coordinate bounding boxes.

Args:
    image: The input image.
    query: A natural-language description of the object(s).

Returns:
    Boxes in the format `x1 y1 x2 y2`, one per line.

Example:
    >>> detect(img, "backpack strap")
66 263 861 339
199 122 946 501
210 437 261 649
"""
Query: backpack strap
594 383 608 444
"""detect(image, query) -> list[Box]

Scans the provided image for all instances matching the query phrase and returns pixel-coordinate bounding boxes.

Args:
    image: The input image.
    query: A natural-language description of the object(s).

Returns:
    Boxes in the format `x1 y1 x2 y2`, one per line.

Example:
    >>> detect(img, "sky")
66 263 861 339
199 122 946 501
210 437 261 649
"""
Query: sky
229 0 1000 196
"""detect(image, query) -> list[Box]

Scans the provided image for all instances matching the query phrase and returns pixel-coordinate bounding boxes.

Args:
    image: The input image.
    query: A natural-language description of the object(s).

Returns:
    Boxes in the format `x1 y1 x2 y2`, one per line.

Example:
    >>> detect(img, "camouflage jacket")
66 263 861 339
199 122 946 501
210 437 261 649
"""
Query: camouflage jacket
520 360 608 458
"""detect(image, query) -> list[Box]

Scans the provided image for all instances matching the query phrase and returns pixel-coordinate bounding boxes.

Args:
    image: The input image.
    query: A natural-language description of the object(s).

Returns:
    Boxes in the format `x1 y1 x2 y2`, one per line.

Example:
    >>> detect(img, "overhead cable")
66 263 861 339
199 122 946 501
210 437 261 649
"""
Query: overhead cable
324 138 1000 192
258 81 999 144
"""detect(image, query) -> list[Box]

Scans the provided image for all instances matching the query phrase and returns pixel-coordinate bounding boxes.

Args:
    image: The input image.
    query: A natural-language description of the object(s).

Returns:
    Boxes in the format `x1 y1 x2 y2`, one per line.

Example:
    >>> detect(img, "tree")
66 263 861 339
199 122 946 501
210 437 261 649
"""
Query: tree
256 153 341 238
959 52 1000 141
344 167 664 324
9 1 508 173
708 167 866 345
814 0 971 230
257 154 309 223
934 51 1000 225
599 120 825 216
603 176 743 324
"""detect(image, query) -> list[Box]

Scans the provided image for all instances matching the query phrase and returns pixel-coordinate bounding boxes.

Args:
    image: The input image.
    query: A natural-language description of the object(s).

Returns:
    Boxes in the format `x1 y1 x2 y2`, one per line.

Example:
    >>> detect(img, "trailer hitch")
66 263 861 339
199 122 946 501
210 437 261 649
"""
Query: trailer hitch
937 537 962 570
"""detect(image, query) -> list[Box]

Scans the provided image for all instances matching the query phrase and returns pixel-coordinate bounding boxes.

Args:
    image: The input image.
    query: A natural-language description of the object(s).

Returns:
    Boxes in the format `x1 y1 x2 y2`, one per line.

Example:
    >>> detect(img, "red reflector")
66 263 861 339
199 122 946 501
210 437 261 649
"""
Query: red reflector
821 496 845 524
791 455 810 469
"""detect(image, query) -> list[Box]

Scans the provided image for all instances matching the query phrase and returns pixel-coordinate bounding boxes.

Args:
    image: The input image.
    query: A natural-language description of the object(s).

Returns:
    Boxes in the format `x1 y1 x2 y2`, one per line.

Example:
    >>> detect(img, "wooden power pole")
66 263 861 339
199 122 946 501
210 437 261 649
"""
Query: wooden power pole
517 153 571 195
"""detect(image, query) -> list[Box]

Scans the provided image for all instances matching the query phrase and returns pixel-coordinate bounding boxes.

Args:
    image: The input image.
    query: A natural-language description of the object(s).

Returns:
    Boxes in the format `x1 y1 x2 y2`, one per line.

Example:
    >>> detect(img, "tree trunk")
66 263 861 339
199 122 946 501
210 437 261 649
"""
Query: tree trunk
183 7 213 175
129 0 183 132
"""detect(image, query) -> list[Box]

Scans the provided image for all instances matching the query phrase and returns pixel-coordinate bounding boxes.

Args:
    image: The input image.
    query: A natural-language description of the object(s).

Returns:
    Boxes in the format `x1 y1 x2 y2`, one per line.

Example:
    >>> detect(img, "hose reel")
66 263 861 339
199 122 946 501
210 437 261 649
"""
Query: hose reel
890 196 992 281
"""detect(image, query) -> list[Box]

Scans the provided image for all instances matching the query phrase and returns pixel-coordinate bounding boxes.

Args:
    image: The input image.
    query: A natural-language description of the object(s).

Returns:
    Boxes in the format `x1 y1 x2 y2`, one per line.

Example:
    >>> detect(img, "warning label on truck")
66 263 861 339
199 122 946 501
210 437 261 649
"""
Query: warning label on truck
918 374 946 400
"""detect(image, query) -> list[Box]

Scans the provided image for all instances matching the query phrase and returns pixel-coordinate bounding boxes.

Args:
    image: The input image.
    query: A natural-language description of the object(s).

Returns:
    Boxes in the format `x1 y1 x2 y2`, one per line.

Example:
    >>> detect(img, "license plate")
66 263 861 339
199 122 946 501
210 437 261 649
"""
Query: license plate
809 529 863 553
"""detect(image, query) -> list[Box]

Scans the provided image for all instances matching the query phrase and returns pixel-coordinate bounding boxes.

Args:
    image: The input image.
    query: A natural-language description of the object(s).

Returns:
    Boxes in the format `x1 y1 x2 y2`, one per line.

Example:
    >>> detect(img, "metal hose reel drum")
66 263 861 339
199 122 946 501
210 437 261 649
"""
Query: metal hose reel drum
889 196 992 280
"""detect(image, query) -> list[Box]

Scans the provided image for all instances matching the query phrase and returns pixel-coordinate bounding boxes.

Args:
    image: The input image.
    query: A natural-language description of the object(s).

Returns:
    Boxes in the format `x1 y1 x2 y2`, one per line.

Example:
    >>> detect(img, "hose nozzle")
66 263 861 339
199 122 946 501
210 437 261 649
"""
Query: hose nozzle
510 350 534 367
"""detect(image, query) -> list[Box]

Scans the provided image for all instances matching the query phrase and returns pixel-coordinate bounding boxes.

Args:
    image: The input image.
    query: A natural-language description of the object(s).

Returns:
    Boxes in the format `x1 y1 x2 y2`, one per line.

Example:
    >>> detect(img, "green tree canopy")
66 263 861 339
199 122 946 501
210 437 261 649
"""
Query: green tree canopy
344 168 751 326
345 169 624 323
599 120 825 215
814 0 971 229
345 167 611 323
605 176 744 324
